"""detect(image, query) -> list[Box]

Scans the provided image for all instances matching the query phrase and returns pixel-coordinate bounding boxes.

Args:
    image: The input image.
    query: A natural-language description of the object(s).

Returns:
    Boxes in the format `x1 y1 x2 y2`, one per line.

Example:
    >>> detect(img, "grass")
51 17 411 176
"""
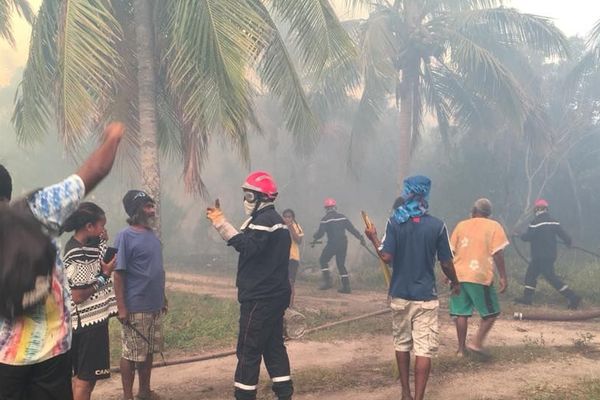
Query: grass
304 313 390 341
434 344 579 375
522 379 600 400
109 290 239 365
254 344 583 399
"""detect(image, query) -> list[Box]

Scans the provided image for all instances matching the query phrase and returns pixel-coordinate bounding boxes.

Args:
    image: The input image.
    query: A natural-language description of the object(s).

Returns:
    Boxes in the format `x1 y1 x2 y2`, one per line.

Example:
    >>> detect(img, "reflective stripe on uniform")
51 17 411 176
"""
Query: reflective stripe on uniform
234 382 257 391
320 217 348 224
247 223 287 232
272 376 291 383
528 222 560 228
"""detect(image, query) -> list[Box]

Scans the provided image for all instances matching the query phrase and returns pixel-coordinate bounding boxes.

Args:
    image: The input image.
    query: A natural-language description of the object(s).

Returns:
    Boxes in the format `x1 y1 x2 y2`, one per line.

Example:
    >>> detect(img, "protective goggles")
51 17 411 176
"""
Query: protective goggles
243 190 258 203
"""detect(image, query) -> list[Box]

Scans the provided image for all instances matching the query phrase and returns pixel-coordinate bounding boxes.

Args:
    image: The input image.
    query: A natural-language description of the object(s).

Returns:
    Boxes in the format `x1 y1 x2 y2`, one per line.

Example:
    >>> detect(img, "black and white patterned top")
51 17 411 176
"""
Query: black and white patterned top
63 238 117 331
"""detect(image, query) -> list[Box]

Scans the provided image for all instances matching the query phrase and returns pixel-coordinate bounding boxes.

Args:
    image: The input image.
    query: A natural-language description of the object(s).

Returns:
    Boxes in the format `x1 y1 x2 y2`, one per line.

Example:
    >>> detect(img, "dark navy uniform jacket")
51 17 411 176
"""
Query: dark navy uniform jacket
521 212 571 261
313 210 362 245
228 205 291 303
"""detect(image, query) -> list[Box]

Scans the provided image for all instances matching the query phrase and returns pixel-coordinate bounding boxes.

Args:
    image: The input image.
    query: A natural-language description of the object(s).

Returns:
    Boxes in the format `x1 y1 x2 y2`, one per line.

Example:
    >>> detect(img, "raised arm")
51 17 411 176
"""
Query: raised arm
289 223 303 244
76 122 126 194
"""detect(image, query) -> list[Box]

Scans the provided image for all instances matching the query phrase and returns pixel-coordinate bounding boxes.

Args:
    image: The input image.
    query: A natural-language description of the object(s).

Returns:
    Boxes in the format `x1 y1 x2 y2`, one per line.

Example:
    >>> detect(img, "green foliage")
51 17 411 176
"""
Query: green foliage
346 0 571 185
572 332 595 348
109 291 239 365
523 379 600 400
14 0 357 194
0 0 33 46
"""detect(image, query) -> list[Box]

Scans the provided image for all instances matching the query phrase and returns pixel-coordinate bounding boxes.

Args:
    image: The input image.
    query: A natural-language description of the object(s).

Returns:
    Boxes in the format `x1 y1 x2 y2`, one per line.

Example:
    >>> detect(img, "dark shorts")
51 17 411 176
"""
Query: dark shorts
0 351 73 400
449 282 501 319
72 321 111 381
288 260 300 285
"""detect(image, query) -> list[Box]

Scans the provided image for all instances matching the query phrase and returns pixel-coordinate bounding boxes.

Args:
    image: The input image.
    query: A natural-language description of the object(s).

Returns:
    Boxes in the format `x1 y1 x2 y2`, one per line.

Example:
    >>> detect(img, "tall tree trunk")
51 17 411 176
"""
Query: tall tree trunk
133 0 161 230
397 90 412 194
396 2 421 194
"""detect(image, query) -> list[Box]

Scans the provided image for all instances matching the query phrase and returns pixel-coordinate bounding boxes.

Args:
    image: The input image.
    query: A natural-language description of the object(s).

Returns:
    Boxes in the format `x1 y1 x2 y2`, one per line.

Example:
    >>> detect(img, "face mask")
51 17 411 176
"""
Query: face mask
87 236 101 247
244 200 256 216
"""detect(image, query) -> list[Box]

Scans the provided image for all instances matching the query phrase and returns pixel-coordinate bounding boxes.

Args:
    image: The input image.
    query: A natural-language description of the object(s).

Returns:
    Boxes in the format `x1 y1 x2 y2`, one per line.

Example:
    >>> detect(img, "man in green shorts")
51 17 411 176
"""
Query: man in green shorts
449 198 509 356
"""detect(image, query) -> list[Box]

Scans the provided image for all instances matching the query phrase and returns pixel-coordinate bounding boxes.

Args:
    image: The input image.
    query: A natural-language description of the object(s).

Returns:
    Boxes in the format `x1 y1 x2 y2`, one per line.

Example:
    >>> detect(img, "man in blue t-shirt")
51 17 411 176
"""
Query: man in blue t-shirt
365 175 459 400
114 190 166 400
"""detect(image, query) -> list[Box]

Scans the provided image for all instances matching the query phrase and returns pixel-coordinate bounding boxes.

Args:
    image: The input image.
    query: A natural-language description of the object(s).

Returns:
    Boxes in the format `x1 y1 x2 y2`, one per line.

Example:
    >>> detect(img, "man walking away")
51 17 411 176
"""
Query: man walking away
206 171 293 400
365 175 459 400
449 198 509 356
0 122 125 400
313 198 366 293
516 199 581 309
113 191 166 400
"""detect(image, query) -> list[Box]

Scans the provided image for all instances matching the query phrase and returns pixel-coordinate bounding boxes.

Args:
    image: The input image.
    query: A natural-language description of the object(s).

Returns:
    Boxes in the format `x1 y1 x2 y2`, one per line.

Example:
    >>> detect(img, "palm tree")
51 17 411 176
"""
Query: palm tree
346 0 570 192
13 0 356 211
0 0 33 46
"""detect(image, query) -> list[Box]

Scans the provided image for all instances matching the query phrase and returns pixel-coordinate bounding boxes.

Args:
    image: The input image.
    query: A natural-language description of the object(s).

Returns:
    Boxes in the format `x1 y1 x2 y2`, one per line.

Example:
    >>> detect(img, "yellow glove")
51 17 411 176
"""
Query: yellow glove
206 207 225 226
206 199 238 241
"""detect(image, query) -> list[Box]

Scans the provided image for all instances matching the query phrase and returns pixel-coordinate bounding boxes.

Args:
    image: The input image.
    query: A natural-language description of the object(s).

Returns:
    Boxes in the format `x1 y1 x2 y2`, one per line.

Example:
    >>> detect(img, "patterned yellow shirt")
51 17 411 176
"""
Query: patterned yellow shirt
288 222 303 261
450 217 509 286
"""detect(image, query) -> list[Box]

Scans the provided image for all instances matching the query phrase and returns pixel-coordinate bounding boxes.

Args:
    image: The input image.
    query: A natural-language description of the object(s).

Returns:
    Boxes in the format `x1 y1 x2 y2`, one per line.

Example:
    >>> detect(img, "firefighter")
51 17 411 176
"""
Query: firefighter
313 198 365 293
206 171 293 400
516 199 581 309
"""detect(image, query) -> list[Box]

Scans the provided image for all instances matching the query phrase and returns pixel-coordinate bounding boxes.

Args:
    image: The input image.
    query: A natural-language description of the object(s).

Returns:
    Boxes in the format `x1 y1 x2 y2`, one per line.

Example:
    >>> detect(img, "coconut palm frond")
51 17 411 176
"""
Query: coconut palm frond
308 2 361 113
56 0 123 148
0 0 34 46
445 30 530 130
270 0 356 80
160 0 263 192
343 0 370 11
587 18 600 51
448 8 570 59
347 11 396 171
423 62 493 141
12 0 60 144
156 89 183 163
250 0 319 153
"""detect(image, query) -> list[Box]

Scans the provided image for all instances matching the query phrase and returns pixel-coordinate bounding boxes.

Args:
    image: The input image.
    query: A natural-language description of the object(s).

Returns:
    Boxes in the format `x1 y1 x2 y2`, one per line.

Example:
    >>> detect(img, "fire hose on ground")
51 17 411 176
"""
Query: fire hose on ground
513 308 600 321
109 308 392 373
108 305 600 372
110 216 599 372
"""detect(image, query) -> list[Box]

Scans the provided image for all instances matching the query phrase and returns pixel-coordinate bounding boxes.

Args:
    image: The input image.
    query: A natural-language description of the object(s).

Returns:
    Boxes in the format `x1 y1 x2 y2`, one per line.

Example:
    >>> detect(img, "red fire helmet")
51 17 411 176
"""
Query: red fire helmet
241 171 278 199
324 198 337 208
534 198 549 208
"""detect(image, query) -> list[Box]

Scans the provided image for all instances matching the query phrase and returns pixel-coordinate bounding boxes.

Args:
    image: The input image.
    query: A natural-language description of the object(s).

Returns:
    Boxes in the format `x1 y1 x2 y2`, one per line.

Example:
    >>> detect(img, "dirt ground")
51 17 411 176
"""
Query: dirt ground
94 272 600 400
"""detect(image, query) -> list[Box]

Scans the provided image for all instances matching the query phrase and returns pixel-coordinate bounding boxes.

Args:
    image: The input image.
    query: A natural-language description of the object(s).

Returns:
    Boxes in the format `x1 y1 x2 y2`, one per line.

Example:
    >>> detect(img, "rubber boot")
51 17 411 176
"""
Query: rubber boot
338 276 351 294
273 380 293 400
514 287 534 305
318 270 332 290
562 288 581 310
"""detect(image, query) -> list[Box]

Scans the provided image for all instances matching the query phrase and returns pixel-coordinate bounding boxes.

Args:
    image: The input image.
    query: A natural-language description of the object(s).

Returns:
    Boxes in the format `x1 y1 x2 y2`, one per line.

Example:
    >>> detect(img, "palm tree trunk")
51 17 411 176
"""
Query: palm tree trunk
133 0 161 229
397 90 412 194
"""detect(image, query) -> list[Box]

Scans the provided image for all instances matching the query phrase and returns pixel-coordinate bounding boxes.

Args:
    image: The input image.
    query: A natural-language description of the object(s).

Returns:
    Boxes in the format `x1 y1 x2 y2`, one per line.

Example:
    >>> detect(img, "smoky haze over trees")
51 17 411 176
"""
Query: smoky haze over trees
1 1 599 267
11 0 357 229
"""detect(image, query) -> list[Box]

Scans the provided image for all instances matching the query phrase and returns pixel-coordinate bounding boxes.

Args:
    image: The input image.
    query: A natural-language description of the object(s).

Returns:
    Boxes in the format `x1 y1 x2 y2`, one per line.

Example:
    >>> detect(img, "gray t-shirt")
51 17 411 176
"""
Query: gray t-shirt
114 226 165 313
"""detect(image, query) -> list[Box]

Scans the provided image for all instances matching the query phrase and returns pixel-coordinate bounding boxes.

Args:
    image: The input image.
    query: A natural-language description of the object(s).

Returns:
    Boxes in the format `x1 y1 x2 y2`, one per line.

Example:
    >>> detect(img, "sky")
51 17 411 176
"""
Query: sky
1 0 600 87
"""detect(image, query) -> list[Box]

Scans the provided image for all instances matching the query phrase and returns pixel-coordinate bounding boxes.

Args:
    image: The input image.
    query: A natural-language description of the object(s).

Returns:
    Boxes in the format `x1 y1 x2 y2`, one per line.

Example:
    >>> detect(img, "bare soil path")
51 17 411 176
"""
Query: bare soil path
94 272 600 400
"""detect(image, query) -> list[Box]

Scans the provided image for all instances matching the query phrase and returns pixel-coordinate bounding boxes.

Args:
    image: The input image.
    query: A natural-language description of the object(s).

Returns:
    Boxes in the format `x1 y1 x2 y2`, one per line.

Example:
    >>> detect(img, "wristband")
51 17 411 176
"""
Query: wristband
94 273 109 290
